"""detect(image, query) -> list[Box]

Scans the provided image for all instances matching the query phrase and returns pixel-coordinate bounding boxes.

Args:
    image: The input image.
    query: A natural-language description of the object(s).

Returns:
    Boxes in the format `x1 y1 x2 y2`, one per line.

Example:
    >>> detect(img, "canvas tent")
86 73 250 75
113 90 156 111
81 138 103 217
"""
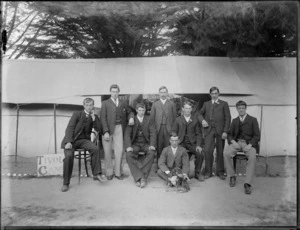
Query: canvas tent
2 56 296 158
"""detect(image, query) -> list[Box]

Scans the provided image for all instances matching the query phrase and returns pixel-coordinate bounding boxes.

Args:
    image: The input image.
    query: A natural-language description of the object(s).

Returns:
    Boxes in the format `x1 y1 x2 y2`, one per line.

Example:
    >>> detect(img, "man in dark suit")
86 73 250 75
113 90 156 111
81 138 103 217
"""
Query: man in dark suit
124 103 156 188
224 100 260 194
157 135 190 183
149 86 177 168
198 86 231 180
61 98 107 192
100 84 135 180
172 101 205 181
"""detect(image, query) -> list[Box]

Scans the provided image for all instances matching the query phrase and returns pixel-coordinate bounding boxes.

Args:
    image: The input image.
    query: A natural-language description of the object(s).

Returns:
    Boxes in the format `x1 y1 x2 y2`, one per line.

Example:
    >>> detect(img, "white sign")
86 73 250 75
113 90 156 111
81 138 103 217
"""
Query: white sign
37 154 64 176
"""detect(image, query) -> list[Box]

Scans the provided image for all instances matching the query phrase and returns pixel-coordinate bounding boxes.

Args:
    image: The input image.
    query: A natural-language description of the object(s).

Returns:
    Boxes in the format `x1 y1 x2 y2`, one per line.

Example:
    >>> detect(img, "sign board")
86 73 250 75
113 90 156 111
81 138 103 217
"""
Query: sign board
37 154 64 176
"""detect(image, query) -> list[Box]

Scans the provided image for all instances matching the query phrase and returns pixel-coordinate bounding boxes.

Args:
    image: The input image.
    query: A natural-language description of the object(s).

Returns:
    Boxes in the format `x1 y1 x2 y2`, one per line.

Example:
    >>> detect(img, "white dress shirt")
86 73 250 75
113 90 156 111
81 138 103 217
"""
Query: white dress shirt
160 98 167 104
239 114 247 122
171 147 177 155
111 97 119 106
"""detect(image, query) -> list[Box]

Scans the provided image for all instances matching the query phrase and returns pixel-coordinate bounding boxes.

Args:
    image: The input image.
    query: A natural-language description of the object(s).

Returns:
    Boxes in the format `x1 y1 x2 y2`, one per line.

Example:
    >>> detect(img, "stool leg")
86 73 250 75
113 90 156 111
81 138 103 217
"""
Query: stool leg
84 151 89 177
78 150 81 184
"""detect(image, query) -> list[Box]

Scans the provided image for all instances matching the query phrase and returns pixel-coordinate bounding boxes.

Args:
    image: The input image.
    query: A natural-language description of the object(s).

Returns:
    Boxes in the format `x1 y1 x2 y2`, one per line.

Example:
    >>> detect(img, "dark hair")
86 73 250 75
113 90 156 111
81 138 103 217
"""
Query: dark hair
159 86 168 92
182 101 193 108
236 100 247 108
110 84 120 92
135 103 146 110
170 133 178 139
83 98 94 105
209 86 219 94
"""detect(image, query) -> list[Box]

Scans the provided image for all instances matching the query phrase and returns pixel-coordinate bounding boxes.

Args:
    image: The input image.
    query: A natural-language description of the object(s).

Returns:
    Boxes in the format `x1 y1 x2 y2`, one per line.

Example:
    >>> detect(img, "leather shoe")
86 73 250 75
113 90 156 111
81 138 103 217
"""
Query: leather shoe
194 174 204 182
244 183 252 194
218 174 226 180
204 174 212 179
106 175 114 180
121 173 129 178
114 175 124 180
135 180 141 187
93 174 108 182
229 176 236 187
140 178 147 188
61 185 69 192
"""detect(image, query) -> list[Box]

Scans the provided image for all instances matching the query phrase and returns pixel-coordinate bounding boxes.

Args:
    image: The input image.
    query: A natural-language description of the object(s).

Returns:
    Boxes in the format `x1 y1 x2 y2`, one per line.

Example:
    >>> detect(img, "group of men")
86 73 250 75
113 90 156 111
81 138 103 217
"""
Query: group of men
61 84 260 195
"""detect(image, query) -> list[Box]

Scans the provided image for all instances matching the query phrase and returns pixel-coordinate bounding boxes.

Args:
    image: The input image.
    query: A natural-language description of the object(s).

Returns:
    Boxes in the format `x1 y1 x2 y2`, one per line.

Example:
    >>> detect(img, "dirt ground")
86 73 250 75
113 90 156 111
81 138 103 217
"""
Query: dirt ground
1 156 297 227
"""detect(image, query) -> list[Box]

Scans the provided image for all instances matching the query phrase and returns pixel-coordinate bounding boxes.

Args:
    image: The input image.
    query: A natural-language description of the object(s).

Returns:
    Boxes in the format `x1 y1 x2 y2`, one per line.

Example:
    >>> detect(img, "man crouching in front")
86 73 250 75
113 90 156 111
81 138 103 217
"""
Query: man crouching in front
61 98 108 192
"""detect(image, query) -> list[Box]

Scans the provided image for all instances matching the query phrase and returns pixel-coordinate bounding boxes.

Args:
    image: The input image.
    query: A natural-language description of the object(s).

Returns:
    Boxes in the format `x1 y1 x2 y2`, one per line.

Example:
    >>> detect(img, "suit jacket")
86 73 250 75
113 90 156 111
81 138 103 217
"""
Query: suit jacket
149 99 177 134
158 146 189 175
100 98 134 135
124 115 157 149
172 115 203 147
227 114 260 152
198 99 231 136
61 110 101 148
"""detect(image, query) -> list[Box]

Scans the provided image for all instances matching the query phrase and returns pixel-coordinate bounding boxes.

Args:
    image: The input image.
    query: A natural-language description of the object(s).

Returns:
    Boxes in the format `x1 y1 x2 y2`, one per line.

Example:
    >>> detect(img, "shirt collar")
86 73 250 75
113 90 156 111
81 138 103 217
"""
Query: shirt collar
212 98 219 104
137 115 144 123
240 113 247 121
84 110 89 115
183 115 191 122
171 146 177 152
111 97 119 104
160 98 167 104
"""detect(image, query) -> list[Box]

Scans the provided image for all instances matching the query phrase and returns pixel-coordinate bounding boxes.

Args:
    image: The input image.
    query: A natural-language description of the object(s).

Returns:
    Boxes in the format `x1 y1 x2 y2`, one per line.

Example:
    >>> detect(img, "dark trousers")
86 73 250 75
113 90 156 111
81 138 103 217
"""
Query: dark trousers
63 139 102 185
180 137 204 177
157 124 170 164
157 169 170 182
126 143 155 182
203 127 225 176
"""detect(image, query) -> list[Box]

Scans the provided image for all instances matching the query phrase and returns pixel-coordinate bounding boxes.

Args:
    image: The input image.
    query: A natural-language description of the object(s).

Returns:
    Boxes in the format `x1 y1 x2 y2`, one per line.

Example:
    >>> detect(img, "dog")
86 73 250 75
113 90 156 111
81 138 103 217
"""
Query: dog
167 167 190 193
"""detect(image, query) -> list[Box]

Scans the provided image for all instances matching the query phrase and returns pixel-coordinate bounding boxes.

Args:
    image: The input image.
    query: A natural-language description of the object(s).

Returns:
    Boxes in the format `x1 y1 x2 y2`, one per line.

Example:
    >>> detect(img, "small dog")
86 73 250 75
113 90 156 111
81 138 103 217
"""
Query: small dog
167 167 190 193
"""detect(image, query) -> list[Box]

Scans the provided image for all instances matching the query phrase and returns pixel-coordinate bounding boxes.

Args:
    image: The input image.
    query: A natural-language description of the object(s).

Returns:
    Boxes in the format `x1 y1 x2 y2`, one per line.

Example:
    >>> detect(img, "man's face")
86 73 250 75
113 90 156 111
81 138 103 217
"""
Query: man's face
169 136 179 148
182 104 192 117
83 101 94 113
237 105 247 117
136 107 145 117
210 89 219 101
111 88 119 100
159 88 168 100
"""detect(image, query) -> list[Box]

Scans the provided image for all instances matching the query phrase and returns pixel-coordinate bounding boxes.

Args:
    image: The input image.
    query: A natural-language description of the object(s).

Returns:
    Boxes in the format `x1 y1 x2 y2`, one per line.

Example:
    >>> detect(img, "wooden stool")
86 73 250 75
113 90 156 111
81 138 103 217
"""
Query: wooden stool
74 149 91 184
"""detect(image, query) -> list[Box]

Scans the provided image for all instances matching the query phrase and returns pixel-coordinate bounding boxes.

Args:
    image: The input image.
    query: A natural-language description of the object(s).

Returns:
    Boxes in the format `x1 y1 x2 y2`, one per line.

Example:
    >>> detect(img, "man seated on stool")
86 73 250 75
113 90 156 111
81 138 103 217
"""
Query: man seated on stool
157 135 190 184
172 101 204 181
124 103 156 188
224 100 260 195
61 98 108 192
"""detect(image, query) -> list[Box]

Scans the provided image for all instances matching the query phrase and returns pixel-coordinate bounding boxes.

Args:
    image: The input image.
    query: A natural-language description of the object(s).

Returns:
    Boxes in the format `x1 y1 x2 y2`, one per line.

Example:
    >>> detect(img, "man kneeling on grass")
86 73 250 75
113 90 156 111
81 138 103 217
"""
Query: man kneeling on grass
224 100 260 195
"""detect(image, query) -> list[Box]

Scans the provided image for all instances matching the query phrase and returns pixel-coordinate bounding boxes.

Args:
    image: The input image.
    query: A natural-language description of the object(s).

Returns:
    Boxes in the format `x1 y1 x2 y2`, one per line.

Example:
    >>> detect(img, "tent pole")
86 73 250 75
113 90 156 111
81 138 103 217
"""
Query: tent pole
15 104 20 165
260 105 267 176
54 104 57 153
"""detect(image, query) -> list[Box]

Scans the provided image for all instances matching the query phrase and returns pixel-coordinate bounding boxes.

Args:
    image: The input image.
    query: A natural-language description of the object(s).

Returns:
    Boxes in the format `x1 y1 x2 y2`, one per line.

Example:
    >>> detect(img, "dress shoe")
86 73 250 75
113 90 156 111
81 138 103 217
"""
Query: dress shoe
229 176 236 187
61 185 69 192
121 173 129 178
135 180 141 187
93 174 108 182
194 174 204 182
106 175 114 180
218 174 226 180
114 175 124 180
244 183 252 194
140 178 147 188
204 174 212 179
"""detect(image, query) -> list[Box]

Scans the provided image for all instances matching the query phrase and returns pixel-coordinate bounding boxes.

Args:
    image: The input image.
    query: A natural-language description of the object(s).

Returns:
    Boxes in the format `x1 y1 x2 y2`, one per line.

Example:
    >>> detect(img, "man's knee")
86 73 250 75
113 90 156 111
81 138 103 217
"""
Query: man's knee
147 150 155 158
64 149 74 159
247 149 257 160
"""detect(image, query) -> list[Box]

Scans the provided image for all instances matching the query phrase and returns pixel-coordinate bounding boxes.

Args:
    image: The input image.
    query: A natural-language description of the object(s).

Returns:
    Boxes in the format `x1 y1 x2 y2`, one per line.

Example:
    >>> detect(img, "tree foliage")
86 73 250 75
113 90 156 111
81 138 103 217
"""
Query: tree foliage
1 1 297 59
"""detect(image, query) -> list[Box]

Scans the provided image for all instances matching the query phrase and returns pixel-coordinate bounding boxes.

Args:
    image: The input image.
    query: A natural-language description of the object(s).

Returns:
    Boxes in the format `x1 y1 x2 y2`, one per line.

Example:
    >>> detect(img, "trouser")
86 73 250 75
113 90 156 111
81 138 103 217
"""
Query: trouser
126 143 155 182
157 124 170 164
157 169 171 182
180 137 204 177
63 139 102 185
224 140 256 184
203 127 225 176
102 124 124 177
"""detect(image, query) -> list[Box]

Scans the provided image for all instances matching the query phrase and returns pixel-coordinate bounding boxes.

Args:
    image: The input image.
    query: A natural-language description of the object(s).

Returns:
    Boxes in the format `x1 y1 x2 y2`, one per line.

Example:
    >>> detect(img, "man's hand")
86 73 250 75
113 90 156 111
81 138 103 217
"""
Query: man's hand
128 117 134 126
65 142 72 149
231 140 240 149
149 146 156 151
90 111 95 121
165 170 170 175
221 132 228 140
196 146 202 153
243 144 252 152
126 147 133 152
104 132 110 141
202 120 209 127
